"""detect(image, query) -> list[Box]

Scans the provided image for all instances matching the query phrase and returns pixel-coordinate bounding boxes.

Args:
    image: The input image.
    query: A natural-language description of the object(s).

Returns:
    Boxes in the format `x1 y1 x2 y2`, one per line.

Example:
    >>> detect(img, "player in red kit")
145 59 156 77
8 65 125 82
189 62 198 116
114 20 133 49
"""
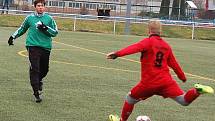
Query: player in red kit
107 20 214 121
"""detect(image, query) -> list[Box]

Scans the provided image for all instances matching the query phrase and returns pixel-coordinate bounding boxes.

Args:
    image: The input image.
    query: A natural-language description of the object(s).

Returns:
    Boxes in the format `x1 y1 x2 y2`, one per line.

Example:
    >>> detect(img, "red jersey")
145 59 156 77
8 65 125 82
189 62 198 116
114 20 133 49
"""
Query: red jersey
115 34 186 85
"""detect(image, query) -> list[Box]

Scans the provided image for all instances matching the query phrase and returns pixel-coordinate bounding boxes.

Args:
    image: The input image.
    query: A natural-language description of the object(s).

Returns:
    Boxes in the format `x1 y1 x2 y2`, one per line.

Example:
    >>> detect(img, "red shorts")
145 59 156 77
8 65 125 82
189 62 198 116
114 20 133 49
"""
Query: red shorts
130 81 184 100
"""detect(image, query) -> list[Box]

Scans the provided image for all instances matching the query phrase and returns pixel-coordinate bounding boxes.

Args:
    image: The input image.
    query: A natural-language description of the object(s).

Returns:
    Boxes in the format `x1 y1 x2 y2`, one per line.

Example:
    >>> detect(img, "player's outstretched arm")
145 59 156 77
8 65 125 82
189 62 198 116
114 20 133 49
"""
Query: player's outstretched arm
106 39 147 60
106 52 118 59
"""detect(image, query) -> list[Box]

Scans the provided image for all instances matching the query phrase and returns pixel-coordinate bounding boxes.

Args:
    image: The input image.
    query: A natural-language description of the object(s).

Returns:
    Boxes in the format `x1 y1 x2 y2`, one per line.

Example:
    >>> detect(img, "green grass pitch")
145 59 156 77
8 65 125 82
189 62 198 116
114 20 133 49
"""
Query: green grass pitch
0 27 214 121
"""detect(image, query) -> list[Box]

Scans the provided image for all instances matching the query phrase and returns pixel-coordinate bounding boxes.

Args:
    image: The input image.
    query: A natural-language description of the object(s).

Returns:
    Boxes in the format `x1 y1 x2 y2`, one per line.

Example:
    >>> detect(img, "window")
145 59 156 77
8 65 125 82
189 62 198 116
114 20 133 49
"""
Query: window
59 2 65 7
49 1 52 6
74 3 81 8
69 2 73 7
51 1 58 6
86 3 90 9
73 3 76 7
45 1 48 6
92 4 98 9
110 5 116 10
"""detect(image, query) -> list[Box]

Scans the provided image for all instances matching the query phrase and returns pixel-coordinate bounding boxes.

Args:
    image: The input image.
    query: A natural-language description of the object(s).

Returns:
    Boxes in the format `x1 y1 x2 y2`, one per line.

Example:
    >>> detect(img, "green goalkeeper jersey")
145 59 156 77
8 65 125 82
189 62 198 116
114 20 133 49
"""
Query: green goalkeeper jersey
12 12 58 50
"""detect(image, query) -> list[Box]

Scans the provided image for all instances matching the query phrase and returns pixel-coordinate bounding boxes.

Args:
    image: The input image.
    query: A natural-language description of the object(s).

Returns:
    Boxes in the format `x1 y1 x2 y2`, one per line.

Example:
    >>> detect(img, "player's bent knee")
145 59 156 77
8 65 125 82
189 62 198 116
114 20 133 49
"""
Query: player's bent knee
125 94 139 104
179 102 190 106
172 95 190 106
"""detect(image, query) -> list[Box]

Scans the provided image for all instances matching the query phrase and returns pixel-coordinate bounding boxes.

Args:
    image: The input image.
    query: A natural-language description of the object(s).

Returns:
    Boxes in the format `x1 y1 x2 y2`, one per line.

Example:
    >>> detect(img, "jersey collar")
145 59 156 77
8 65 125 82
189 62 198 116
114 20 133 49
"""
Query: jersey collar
34 12 45 17
149 34 160 38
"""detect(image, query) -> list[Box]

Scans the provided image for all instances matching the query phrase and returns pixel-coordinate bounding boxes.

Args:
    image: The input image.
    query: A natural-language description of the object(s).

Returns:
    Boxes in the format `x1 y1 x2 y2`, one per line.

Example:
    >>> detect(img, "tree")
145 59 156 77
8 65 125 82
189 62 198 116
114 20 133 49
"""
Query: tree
180 0 186 17
159 0 170 18
171 0 186 19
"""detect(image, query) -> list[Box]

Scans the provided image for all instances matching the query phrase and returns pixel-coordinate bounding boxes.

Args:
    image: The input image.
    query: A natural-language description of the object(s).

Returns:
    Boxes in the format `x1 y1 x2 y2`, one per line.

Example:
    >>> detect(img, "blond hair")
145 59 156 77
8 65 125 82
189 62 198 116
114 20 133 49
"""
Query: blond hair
148 20 162 35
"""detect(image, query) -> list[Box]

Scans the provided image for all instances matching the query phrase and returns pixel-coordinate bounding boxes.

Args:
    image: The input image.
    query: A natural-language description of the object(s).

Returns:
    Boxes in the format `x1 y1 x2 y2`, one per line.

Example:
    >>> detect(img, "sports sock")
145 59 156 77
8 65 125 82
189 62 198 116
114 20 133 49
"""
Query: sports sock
184 88 200 104
120 101 134 121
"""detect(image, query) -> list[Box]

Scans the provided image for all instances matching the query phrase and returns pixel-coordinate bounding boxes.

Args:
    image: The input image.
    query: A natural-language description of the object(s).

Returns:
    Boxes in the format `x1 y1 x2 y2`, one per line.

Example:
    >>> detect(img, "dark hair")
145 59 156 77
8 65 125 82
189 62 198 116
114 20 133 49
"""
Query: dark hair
34 0 46 7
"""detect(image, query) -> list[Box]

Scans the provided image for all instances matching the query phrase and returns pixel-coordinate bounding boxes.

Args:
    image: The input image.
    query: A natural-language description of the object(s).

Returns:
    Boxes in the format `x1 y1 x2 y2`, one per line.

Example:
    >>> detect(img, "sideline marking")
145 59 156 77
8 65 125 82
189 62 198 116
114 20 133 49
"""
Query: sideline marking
17 49 139 73
52 60 139 73
53 41 139 63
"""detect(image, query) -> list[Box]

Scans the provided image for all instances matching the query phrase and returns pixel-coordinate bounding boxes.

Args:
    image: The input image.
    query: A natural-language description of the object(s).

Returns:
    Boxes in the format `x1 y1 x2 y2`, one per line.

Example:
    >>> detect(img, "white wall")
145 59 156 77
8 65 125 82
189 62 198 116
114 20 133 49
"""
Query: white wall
209 0 215 10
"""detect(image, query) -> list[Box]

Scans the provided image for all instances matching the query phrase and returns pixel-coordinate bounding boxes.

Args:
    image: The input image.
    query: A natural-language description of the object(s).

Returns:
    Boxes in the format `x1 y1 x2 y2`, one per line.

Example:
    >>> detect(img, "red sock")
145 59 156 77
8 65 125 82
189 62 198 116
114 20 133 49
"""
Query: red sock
120 101 134 121
184 88 200 103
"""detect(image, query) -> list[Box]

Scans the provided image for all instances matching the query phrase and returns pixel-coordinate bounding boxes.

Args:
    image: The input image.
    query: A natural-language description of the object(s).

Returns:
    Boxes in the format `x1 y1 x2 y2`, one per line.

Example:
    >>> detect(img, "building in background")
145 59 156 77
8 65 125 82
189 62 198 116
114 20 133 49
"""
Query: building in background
43 0 156 16
1 0 215 19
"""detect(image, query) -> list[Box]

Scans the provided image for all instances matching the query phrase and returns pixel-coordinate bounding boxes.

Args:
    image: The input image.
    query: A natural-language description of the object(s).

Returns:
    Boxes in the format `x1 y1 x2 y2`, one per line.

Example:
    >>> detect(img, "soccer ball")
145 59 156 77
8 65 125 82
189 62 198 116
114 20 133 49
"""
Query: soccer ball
136 115 151 121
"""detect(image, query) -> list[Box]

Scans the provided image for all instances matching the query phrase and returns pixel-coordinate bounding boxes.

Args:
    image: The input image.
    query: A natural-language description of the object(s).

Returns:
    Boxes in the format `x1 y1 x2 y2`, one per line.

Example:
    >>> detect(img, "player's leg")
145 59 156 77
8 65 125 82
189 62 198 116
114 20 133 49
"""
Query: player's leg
118 82 151 121
39 49 50 91
109 91 139 121
120 93 141 121
172 88 200 106
109 94 139 121
171 83 214 106
6 4 9 14
28 47 42 103
158 81 194 106
1 5 5 14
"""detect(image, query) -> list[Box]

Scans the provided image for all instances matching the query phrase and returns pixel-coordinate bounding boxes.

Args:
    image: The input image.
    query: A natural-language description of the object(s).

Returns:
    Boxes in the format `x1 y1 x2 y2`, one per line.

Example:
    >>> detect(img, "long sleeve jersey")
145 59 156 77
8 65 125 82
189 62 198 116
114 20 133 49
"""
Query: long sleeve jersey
12 12 58 50
115 34 186 84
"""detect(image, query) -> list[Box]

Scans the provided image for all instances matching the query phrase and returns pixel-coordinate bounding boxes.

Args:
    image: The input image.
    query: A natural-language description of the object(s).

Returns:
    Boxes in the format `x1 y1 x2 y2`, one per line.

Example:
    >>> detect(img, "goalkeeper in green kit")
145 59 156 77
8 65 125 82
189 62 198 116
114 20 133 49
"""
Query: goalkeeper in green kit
8 0 58 103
